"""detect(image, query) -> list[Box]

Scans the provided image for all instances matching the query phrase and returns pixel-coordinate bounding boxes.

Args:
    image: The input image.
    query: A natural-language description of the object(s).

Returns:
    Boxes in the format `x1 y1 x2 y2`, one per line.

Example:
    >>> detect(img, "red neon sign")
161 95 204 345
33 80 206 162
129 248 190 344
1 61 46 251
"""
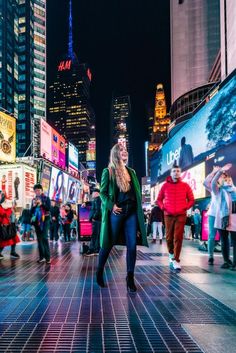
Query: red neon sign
58 60 72 71
87 68 92 81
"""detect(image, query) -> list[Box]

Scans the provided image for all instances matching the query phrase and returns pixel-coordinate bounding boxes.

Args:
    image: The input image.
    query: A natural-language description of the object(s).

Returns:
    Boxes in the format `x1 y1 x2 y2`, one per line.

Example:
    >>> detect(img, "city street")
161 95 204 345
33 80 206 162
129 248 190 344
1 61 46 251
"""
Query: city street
0 239 235 353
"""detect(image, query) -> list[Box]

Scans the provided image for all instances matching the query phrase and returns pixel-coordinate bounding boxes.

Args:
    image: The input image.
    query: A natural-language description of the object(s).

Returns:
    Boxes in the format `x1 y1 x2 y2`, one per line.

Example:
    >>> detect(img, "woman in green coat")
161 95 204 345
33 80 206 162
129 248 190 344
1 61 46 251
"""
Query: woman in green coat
97 143 148 292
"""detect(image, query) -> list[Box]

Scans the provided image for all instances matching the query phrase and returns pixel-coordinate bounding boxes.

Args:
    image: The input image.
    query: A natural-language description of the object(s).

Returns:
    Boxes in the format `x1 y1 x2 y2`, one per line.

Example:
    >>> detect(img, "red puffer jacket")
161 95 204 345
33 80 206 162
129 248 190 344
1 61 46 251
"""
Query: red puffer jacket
157 176 194 216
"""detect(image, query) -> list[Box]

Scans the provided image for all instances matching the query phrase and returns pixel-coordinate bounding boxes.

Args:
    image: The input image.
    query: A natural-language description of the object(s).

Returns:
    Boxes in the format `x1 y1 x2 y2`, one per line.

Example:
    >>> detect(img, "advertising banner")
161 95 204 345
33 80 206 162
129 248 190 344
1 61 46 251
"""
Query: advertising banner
40 120 66 168
0 164 36 207
68 142 79 173
49 166 69 203
181 162 206 199
78 204 92 237
141 177 151 204
41 164 52 196
151 73 236 185
86 149 96 162
0 111 16 163
67 177 79 203
201 210 220 242
40 119 52 161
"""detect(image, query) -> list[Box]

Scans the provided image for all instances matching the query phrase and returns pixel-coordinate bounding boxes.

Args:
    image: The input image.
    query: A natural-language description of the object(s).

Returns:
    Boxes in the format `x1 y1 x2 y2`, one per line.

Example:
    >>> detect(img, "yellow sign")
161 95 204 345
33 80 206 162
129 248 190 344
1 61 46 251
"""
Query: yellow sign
0 111 16 163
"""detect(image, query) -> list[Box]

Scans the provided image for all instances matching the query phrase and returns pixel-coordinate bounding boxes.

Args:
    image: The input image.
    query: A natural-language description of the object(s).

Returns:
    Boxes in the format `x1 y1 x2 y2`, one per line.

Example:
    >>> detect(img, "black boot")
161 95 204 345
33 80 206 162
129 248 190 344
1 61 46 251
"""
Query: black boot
126 272 137 292
96 268 105 288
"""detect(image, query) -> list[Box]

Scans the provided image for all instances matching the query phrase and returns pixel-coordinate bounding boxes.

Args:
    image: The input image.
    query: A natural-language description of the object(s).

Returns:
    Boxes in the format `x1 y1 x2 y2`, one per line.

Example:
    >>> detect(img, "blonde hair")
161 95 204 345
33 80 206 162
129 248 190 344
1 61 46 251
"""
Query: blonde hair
108 144 131 192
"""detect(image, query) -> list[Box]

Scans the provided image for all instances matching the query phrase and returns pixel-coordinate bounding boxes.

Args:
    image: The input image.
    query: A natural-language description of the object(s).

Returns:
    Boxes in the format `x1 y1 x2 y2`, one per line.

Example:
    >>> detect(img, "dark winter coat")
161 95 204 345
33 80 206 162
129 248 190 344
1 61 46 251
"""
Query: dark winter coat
150 206 163 223
89 196 102 221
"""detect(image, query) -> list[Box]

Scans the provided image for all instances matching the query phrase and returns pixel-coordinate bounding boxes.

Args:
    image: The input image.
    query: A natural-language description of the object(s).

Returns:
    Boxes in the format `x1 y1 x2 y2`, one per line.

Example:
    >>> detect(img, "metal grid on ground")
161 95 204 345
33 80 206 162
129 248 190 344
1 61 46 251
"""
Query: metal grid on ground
0 243 235 352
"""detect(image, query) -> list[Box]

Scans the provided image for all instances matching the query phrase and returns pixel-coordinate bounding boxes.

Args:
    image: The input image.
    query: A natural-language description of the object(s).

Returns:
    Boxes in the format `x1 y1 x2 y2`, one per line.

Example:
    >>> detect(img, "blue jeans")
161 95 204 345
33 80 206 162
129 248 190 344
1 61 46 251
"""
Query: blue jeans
208 215 217 258
98 210 138 273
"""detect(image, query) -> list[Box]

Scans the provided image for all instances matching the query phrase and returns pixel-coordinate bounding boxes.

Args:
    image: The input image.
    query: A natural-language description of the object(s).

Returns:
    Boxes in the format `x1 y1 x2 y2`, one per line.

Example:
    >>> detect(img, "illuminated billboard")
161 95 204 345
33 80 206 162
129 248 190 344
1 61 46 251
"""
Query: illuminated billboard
0 111 16 163
86 149 96 162
151 73 236 185
181 162 206 199
40 120 66 168
142 177 151 204
41 164 51 196
68 142 79 173
49 166 69 203
0 164 36 207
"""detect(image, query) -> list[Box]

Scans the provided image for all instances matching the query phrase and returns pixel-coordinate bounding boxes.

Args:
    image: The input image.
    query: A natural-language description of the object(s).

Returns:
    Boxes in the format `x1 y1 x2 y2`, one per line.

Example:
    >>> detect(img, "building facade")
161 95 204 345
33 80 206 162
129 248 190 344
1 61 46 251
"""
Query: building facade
0 0 46 157
48 58 93 165
170 0 220 104
111 95 131 152
220 0 236 80
149 84 170 153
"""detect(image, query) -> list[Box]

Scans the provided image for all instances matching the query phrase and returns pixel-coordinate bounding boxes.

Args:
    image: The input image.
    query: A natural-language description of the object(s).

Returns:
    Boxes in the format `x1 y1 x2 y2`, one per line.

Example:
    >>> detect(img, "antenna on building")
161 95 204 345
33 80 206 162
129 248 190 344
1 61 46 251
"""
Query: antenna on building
68 0 74 58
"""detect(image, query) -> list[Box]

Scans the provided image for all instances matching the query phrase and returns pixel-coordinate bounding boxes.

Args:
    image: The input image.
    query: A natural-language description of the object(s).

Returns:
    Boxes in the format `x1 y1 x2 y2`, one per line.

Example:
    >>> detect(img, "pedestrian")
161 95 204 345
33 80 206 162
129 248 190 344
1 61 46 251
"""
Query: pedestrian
211 164 236 270
157 164 194 270
70 210 78 240
190 211 195 239
21 204 32 241
31 183 51 264
203 166 220 265
50 200 60 242
150 204 164 244
96 143 148 292
85 188 102 256
62 203 73 242
193 208 201 239
0 191 20 260
184 214 192 239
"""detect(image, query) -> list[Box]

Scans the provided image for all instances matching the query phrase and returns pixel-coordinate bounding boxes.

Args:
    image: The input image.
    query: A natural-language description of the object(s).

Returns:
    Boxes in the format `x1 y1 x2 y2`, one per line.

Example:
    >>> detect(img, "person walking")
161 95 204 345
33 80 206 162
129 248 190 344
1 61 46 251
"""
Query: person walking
211 164 236 270
203 166 220 265
31 183 51 264
193 209 201 239
21 204 32 241
96 143 148 292
62 203 74 242
85 188 102 256
0 191 20 260
149 204 164 244
157 164 194 270
50 200 60 242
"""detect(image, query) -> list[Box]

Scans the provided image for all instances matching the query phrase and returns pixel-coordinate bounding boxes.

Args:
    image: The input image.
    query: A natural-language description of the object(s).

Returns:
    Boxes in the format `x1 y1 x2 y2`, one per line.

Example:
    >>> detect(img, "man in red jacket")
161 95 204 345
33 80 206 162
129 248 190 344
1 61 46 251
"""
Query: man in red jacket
157 165 194 270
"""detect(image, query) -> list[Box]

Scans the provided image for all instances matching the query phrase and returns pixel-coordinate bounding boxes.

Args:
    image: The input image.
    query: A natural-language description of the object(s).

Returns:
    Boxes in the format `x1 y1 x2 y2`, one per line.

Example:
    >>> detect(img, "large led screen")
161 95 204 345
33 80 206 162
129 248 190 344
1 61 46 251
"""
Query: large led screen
151 73 236 185
40 120 66 168
68 142 79 173
181 162 206 199
49 166 69 203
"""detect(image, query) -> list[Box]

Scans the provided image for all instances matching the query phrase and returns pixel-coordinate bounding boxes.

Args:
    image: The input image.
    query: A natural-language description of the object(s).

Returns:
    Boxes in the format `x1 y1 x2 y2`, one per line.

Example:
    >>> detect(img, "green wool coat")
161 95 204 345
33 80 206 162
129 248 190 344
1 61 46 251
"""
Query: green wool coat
99 167 149 249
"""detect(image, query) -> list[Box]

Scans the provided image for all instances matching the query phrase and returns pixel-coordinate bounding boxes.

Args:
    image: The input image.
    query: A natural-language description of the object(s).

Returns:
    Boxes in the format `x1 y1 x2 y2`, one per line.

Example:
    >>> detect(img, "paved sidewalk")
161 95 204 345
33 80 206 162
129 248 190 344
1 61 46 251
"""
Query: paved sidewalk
0 239 235 353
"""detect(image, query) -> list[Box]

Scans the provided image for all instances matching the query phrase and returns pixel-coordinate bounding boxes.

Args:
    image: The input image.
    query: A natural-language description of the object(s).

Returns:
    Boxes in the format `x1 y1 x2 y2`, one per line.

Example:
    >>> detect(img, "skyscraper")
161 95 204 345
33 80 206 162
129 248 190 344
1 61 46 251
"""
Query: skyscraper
0 0 46 157
111 95 131 152
149 84 170 152
0 0 18 117
220 0 236 80
48 0 94 165
170 0 220 104
17 0 46 157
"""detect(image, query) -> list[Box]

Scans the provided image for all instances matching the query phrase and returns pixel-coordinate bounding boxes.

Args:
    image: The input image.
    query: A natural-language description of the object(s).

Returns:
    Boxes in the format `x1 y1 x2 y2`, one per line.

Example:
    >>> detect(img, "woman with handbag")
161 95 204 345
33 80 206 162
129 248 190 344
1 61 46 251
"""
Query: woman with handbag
0 191 20 260
96 143 148 292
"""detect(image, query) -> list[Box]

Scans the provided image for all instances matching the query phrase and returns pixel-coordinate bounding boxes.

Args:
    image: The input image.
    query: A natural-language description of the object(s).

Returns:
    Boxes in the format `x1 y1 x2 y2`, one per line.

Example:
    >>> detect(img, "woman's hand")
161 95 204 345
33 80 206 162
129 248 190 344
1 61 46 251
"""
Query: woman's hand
112 204 122 215
221 163 232 172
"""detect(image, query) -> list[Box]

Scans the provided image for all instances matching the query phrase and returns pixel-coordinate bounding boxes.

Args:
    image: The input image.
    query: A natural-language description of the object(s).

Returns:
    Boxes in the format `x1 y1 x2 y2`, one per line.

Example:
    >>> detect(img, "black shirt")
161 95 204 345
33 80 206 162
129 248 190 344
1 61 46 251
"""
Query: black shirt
116 179 136 207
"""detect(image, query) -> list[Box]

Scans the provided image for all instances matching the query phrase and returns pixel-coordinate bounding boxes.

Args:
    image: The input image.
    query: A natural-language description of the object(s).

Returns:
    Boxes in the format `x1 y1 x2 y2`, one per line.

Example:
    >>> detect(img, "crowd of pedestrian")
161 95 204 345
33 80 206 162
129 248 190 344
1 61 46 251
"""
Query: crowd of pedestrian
0 144 236 294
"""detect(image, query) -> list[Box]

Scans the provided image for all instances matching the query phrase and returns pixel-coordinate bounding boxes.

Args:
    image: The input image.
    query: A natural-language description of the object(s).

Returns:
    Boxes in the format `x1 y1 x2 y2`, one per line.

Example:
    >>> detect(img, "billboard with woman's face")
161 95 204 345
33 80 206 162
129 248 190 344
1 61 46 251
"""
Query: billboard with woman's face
49 167 68 203
151 72 236 185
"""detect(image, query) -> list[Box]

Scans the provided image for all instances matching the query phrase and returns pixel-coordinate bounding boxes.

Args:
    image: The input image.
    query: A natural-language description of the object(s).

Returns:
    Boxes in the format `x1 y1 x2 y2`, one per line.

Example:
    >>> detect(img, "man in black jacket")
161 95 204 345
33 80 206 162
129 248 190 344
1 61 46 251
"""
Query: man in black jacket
50 200 60 242
31 183 51 264
85 188 102 256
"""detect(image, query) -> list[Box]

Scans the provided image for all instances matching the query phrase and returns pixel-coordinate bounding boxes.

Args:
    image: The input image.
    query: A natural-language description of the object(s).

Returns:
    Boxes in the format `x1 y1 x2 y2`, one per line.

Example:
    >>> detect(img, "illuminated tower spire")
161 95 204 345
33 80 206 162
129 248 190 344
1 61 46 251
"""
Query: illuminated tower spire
68 0 74 58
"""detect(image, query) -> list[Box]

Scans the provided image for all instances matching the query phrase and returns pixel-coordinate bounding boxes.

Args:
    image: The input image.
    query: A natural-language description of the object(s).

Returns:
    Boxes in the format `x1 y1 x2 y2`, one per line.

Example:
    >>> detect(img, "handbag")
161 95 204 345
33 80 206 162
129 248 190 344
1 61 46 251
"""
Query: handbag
0 223 17 240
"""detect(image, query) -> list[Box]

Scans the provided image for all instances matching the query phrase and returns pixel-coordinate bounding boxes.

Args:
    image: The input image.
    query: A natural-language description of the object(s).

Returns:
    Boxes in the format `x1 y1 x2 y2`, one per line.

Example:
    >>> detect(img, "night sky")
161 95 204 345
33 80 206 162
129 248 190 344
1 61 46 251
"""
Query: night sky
47 0 170 181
